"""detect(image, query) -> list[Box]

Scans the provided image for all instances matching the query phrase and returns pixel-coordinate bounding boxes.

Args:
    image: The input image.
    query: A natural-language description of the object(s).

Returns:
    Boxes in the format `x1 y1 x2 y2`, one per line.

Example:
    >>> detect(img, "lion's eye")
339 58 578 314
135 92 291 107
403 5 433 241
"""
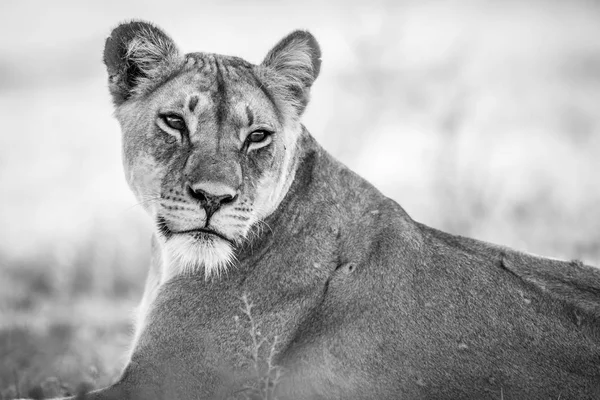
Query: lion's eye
162 115 186 131
247 130 270 143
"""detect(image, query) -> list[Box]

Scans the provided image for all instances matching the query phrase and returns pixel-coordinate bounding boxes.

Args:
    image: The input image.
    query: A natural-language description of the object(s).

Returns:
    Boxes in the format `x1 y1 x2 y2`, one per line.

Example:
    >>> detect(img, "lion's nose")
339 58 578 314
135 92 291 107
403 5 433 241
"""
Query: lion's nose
186 181 238 216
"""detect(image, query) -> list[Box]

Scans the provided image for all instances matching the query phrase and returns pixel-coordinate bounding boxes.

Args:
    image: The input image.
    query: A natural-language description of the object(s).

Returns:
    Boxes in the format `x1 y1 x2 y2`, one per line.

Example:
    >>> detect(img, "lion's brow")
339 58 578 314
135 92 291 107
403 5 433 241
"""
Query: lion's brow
188 95 199 112
246 105 254 126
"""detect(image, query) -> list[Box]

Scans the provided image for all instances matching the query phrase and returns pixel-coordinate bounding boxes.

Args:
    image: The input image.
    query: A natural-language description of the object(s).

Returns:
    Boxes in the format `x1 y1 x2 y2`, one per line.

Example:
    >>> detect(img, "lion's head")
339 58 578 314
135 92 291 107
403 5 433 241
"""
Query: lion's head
103 22 321 278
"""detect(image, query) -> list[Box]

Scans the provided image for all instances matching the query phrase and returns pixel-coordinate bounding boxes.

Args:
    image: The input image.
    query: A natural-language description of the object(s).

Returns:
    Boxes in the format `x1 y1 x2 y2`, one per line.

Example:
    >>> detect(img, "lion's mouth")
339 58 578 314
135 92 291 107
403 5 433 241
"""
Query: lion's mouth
178 228 232 243
156 216 234 245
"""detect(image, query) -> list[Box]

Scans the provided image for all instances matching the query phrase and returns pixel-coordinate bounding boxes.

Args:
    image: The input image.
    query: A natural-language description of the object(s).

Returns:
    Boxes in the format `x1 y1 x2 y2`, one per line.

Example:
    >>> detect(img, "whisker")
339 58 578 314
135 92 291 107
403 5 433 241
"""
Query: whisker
258 219 274 236
240 213 274 246
221 214 250 222
123 194 162 211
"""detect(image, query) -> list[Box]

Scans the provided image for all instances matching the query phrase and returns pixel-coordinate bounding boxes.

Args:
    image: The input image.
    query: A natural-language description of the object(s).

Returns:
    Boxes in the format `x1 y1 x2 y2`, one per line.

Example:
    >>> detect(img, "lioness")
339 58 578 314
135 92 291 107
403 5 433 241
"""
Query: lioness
46 21 600 399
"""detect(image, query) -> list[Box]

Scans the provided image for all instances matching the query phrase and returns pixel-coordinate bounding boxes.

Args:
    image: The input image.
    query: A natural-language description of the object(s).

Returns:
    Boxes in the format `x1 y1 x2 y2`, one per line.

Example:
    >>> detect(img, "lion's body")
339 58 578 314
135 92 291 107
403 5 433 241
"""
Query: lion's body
87 134 600 400
56 21 600 399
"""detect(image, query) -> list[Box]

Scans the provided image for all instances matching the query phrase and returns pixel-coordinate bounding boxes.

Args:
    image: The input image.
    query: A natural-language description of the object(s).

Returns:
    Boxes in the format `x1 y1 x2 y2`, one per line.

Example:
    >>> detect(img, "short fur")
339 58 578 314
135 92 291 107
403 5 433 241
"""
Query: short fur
38 21 600 399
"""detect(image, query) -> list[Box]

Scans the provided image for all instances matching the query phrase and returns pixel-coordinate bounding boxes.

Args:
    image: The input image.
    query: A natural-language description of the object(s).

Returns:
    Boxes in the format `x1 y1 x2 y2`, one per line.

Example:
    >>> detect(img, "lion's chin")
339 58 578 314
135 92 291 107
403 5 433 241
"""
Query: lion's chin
162 233 235 280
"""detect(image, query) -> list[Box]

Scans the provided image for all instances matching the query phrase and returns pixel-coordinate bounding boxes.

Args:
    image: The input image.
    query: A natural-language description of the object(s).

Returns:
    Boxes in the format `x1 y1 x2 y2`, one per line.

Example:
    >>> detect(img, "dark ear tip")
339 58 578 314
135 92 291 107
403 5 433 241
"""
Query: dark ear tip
287 30 321 56
103 20 167 68
102 35 121 73
102 20 179 106
104 20 148 69
106 19 159 41
286 30 322 77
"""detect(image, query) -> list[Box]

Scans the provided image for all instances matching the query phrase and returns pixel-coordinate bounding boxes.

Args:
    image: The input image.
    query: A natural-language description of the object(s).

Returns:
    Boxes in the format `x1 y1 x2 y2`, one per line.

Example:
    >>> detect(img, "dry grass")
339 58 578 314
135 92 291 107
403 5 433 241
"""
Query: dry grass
236 294 285 400
0 223 148 399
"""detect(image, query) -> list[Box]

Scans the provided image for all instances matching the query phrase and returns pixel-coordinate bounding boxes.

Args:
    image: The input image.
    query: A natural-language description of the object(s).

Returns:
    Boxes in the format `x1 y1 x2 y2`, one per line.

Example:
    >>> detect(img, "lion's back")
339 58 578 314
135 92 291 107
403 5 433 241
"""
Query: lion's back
372 221 600 398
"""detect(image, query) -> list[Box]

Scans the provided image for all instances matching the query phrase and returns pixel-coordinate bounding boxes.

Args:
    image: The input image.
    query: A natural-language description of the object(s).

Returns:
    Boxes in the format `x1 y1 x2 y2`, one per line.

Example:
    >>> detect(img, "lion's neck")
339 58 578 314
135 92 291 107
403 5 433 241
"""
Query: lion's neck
264 129 323 230
236 128 394 265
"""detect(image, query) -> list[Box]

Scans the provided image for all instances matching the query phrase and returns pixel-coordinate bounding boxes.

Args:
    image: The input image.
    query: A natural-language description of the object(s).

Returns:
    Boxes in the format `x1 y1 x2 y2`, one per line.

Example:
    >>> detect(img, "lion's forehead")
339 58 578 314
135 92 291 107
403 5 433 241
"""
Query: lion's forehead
151 56 278 127
184 52 255 76
171 52 260 93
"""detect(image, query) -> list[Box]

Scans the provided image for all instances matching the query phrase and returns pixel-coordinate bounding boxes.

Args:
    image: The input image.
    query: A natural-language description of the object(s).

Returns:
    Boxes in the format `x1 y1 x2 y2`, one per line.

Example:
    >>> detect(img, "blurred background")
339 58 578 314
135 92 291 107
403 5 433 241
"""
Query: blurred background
1 0 599 397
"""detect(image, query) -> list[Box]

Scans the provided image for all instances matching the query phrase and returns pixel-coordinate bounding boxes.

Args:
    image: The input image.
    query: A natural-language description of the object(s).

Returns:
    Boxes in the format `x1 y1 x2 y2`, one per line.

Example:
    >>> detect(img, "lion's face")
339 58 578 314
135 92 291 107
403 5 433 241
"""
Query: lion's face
116 56 296 276
104 23 321 277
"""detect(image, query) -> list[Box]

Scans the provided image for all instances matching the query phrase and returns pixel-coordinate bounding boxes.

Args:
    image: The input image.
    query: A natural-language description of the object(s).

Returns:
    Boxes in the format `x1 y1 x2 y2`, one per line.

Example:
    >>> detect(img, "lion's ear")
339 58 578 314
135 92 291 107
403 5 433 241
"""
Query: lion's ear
103 21 182 106
261 30 321 115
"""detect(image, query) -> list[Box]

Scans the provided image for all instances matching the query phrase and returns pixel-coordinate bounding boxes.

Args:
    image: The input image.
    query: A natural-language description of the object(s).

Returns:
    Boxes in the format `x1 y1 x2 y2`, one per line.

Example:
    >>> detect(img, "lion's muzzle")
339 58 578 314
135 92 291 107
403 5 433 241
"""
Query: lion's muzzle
185 181 238 220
